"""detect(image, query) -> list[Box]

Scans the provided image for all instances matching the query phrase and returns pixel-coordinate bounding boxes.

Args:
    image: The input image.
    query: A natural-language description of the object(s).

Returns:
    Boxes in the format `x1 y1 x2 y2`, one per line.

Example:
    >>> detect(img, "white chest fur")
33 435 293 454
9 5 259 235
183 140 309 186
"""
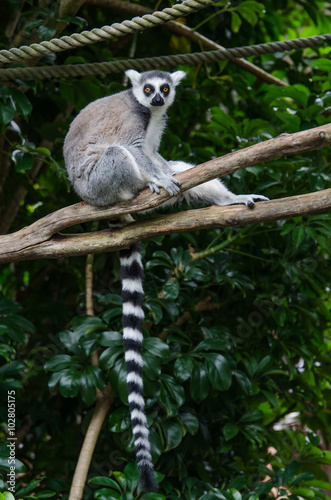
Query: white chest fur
143 110 167 156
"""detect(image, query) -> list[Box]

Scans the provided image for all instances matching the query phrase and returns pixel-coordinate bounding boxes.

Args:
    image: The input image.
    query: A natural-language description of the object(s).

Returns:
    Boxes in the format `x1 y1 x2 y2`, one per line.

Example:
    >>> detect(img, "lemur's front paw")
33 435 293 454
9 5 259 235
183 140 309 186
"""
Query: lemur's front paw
232 194 269 208
164 177 181 196
148 177 181 196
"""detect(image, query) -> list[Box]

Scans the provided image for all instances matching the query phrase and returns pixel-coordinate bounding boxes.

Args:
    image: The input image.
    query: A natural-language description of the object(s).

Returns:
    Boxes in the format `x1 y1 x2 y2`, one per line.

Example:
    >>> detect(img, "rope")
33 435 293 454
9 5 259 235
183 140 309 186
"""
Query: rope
0 0 215 66
0 34 330 82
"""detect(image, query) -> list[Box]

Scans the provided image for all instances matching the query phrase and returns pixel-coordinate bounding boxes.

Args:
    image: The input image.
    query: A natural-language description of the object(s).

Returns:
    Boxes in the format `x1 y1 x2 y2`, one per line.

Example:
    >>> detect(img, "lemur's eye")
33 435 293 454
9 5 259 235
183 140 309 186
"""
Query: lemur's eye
162 86 169 93
144 85 154 96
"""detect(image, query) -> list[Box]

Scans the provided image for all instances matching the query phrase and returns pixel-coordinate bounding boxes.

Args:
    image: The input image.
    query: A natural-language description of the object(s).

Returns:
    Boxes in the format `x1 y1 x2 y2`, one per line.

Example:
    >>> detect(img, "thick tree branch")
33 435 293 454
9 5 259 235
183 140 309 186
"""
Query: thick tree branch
86 0 287 87
0 189 329 263
0 123 330 264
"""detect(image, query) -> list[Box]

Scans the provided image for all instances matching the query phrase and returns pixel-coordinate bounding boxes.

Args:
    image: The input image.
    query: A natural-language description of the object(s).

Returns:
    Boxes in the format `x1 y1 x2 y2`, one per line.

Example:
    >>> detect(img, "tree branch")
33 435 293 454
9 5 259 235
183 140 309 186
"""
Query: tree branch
68 384 114 500
86 0 287 87
0 190 330 263
0 123 330 264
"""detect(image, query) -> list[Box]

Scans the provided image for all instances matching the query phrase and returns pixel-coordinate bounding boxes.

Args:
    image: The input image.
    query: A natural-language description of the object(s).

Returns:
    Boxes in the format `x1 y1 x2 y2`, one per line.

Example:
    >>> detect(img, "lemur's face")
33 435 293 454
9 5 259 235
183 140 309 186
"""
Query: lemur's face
142 78 172 108
126 69 186 111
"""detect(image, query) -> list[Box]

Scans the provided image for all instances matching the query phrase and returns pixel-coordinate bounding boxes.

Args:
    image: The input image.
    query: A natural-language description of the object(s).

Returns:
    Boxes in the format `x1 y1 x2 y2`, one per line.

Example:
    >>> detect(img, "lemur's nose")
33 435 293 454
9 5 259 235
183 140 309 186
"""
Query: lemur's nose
151 93 164 106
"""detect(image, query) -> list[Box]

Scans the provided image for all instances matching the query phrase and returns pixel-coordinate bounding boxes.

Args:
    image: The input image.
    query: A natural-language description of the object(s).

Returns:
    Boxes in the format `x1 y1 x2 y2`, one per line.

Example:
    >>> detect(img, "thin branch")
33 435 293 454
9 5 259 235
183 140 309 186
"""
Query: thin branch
85 254 95 317
0 123 330 263
68 384 114 500
85 253 100 367
86 0 287 87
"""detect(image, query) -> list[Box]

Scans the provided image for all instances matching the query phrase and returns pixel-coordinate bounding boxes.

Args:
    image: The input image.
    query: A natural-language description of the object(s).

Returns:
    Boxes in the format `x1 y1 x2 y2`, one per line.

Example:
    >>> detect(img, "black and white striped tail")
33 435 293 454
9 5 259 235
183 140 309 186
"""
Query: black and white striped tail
119 243 158 492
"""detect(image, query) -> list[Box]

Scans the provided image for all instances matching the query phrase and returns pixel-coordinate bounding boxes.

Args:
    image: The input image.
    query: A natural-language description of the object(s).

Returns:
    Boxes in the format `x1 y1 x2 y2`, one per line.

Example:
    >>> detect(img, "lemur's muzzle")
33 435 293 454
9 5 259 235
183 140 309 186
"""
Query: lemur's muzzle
151 93 164 106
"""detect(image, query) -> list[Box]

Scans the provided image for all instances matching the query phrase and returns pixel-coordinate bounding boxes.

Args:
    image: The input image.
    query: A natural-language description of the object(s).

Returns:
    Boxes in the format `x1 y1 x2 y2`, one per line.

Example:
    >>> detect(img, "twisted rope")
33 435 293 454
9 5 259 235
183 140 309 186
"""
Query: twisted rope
0 0 215 66
0 34 330 82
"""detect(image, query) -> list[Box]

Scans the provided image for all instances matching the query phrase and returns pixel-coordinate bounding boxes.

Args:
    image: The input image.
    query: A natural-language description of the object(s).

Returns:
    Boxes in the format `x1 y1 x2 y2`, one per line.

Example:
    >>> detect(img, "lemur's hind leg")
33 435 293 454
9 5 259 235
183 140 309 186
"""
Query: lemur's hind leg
75 146 146 207
168 161 269 208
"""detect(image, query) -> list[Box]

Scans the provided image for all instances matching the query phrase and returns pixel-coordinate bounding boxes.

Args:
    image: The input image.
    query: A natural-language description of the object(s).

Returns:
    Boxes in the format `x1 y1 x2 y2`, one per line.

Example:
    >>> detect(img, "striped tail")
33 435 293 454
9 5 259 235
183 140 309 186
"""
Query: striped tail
119 243 158 492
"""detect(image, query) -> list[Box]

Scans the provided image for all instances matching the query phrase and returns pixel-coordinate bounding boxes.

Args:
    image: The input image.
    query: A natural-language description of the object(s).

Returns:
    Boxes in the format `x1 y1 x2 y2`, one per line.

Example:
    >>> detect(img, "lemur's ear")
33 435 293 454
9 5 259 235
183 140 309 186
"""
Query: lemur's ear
125 69 141 86
172 70 186 86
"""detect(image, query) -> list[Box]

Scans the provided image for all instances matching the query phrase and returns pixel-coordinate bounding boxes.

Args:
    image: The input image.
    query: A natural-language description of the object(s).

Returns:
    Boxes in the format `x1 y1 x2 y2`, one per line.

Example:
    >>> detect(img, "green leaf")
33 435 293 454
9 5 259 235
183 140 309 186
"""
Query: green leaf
44 355 73 372
34 491 57 498
237 5 258 25
163 420 183 450
223 423 239 440
231 11 242 32
59 368 81 397
87 365 106 390
179 412 199 435
144 337 170 358
190 362 210 402
290 489 315 499
80 369 97 405
124 463 139 493
94 487 121 499
109 359 128 404
205 353 232 390
0 100 15 126
262 390 278 408
109 407 131 433
5 314 35 333
34 146 51 157
272 307 287 327
99 331 123 347
233 370 252 394
159 374 185 416
99 346 123 370
38 25 57 40
12 151 34 172
11 89 32 117
59 328 84 354
239 410 263 424
2 493 16 500
163 279 180 300
145 300 163 324
141 494 166 500
292 226 305 247
89 476 122 493
47 371 63 391
16 478 46 496
79 332 100 356
0 300 22 315
313 58 331 71
195 338 226 352
174 356 194 382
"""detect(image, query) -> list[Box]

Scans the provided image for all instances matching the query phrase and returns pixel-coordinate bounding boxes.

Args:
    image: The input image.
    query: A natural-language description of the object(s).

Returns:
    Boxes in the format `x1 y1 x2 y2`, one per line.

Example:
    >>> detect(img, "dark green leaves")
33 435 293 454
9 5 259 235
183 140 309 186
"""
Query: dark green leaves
0 296 35 349
190 362 210 402
205 353 232 391
0 88 32 129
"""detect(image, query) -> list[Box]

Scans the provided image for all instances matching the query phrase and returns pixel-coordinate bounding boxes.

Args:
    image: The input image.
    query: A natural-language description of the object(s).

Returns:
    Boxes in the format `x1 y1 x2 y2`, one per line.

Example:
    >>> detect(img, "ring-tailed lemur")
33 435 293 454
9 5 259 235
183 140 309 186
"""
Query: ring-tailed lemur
63 69 268 491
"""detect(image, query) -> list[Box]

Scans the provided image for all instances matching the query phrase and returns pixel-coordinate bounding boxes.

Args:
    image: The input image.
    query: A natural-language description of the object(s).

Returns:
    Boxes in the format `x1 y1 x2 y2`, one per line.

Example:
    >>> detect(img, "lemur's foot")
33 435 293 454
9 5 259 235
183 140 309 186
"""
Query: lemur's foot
230 194 269 208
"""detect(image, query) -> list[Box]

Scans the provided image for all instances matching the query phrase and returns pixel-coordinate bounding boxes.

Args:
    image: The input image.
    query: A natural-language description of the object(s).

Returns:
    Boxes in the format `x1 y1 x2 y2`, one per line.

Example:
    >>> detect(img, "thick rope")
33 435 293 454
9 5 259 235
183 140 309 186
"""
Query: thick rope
0 34 330 82
0 0 215 66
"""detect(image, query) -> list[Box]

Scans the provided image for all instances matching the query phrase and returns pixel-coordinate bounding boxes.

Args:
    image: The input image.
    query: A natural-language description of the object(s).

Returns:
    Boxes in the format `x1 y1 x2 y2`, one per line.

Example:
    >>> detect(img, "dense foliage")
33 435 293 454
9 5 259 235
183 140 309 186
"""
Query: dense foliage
0 0 331 499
